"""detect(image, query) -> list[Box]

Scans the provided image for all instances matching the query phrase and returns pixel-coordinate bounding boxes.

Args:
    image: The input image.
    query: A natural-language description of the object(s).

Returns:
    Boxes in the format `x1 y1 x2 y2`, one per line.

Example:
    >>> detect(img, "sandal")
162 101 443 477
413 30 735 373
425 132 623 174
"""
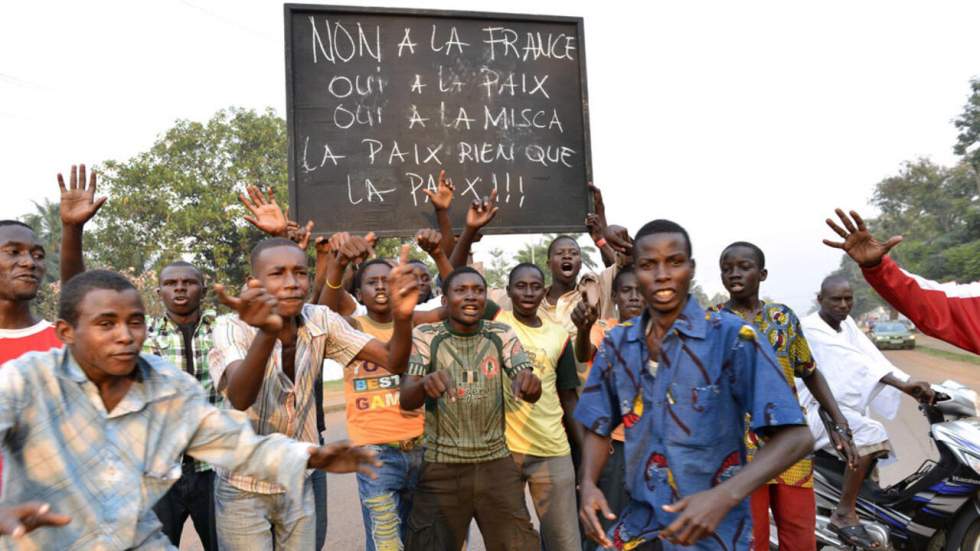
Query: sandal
828 521 880 549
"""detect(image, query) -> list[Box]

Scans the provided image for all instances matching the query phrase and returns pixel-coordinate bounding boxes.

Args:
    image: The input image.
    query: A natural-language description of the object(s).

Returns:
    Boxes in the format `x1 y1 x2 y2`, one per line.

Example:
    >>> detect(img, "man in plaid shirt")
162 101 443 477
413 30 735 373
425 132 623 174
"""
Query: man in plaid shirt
143 261 219 550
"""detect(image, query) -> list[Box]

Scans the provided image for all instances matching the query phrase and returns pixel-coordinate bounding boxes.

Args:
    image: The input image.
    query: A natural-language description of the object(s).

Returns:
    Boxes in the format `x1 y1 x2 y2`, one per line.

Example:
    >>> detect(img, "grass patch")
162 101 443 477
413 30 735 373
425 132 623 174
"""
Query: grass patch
916 344 980 366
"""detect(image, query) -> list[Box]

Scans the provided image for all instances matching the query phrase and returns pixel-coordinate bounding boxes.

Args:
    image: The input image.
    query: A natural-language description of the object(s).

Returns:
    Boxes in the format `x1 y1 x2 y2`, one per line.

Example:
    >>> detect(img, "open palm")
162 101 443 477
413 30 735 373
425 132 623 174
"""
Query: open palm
58 164 106 226
823 209 902 268
240 185 288 236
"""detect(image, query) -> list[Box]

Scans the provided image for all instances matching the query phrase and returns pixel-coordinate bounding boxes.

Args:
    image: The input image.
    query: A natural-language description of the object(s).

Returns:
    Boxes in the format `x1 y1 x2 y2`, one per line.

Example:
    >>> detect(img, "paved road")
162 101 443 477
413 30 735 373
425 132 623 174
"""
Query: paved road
181 344 979 550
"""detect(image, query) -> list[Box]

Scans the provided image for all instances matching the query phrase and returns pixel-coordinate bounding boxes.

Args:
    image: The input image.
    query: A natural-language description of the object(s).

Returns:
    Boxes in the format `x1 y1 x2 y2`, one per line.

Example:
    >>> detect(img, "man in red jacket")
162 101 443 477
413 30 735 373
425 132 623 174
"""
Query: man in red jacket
823 208 980 355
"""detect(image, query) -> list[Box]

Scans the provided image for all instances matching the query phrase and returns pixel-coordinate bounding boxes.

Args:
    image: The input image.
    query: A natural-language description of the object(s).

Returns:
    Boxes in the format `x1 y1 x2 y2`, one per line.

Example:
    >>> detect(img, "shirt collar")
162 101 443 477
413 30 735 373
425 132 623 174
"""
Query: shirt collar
57 351 177 411
296 304 323 338
720 300 767 322
151 309 217 334
626 296 708 342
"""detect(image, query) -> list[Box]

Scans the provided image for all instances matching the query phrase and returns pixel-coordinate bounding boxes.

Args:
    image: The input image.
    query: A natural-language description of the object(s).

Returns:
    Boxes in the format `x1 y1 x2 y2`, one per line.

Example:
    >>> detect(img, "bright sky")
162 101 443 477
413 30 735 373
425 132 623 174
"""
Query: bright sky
2 0 976 313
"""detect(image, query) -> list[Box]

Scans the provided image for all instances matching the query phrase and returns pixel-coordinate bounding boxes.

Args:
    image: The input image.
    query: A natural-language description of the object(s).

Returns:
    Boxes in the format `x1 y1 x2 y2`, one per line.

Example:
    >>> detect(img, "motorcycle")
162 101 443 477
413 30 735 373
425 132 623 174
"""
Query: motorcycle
771 380 980 550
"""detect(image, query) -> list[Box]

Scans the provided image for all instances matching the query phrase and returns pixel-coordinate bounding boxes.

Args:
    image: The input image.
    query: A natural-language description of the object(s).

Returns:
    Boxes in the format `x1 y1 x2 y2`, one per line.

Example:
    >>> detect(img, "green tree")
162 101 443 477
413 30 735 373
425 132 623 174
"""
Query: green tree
826 157 979 318
20 199 62 285
92 107 288 289
953 77 980 197
483 248 510 289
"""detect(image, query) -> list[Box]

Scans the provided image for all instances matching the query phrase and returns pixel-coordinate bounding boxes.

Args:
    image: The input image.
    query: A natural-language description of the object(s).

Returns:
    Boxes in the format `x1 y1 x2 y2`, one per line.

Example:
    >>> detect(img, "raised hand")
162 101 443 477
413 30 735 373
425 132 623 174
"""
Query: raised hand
314 235 333 257
588 181 607 227
240 185 288 237
603 225 633 256
331 232 376 268
465 188 499 230
307 440 381 479
585 213 605 243
214 280 283 333
511 369 541 402
579 482 615 547
58 164 106 226
571 296 599 333
388 244 421 320
660 487 738 545
423 169 455 211
415 229 443 256
286 220 315 250
823 209 903 268
422 370 457 401
0 502 71 538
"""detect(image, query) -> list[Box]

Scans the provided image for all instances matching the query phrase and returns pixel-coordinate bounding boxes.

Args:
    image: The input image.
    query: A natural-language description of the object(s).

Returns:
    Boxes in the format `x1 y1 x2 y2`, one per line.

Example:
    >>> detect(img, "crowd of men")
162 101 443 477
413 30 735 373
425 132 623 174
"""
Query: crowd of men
0 165 975 551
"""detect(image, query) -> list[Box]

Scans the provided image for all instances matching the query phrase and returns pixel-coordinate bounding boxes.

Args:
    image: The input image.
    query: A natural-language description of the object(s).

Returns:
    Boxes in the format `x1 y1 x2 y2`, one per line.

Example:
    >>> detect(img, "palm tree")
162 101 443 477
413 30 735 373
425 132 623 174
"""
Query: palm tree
20 199 62 284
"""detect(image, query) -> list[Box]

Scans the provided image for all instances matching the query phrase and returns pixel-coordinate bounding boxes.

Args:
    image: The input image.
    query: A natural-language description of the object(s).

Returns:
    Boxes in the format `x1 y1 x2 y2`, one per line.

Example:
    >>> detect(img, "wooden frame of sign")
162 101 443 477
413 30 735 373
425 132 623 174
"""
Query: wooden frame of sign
285 4 593 237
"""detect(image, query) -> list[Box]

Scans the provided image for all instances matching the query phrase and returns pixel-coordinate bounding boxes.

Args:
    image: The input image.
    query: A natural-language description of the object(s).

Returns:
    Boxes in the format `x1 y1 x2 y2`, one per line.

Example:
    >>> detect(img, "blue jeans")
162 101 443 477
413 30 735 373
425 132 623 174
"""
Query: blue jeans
357 445 424 551
214 475 316 551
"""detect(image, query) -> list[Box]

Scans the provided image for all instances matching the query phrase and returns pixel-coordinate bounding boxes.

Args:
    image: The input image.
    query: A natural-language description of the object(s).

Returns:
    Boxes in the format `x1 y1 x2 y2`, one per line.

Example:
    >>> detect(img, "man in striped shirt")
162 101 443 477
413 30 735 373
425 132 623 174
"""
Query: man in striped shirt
209 238 417 550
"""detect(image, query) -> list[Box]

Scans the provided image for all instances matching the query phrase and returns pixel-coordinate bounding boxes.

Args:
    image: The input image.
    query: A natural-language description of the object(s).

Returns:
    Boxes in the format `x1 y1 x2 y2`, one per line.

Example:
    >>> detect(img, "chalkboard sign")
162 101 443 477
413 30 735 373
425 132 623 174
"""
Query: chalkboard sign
284 4 592 237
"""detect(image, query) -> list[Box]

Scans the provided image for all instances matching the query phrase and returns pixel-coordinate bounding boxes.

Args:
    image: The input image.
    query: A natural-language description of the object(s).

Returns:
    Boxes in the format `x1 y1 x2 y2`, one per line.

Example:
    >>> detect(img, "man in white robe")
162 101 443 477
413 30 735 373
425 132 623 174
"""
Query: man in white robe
798 275 935 548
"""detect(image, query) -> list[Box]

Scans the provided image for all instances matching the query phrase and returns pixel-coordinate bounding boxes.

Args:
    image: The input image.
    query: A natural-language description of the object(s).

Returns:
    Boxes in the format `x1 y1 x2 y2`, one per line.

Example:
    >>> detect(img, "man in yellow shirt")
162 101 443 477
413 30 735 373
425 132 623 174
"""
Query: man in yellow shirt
498 263 582 550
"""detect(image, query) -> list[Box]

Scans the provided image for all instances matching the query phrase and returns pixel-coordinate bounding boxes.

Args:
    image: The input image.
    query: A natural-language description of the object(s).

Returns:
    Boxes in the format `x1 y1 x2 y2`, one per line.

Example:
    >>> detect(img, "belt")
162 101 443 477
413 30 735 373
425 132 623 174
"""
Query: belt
383 436 424 452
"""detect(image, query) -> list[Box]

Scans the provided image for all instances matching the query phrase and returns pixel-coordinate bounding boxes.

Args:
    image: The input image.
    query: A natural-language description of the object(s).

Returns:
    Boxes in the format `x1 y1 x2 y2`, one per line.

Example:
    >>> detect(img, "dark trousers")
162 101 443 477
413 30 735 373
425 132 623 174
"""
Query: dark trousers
313 469 326 550
154 464 218 551
405 456 539 551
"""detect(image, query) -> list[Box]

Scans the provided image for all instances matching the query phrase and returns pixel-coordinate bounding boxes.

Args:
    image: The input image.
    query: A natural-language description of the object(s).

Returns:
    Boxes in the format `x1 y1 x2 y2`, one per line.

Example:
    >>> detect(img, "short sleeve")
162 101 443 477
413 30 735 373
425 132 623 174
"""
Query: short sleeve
730 323 806 435
787 311 817 379
555 338 580 390
209 314 255 392
573 338 623 436
499 327 532 378
320 308 372 366
408 326 432 377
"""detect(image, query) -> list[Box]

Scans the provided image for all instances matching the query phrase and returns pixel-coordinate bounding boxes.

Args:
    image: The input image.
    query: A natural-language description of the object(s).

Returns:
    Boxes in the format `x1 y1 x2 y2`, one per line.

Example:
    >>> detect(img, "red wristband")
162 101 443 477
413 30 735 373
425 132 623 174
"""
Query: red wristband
595 238 607 248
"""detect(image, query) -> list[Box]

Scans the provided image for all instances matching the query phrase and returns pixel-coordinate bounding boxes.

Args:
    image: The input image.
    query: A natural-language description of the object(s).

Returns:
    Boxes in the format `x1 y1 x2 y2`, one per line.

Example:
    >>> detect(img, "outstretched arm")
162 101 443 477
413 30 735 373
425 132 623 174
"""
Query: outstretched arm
824 208 980 354
423 169 457 258
416 229 452 280
571 294 599 362
212 281 283 410
58 164 106 282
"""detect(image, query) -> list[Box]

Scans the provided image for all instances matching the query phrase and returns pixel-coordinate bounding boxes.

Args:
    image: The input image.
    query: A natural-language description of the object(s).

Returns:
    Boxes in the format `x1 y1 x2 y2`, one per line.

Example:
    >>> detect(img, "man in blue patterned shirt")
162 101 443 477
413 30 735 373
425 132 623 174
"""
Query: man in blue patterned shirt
0 270 379 550
575 220 813 550
143 261 219 550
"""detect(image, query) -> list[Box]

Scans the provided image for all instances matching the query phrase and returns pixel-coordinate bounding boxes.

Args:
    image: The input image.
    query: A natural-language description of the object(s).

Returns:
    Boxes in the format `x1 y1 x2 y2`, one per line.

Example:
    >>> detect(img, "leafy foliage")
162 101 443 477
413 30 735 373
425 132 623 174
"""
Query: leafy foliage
92 107 288 290
830 79 980 318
